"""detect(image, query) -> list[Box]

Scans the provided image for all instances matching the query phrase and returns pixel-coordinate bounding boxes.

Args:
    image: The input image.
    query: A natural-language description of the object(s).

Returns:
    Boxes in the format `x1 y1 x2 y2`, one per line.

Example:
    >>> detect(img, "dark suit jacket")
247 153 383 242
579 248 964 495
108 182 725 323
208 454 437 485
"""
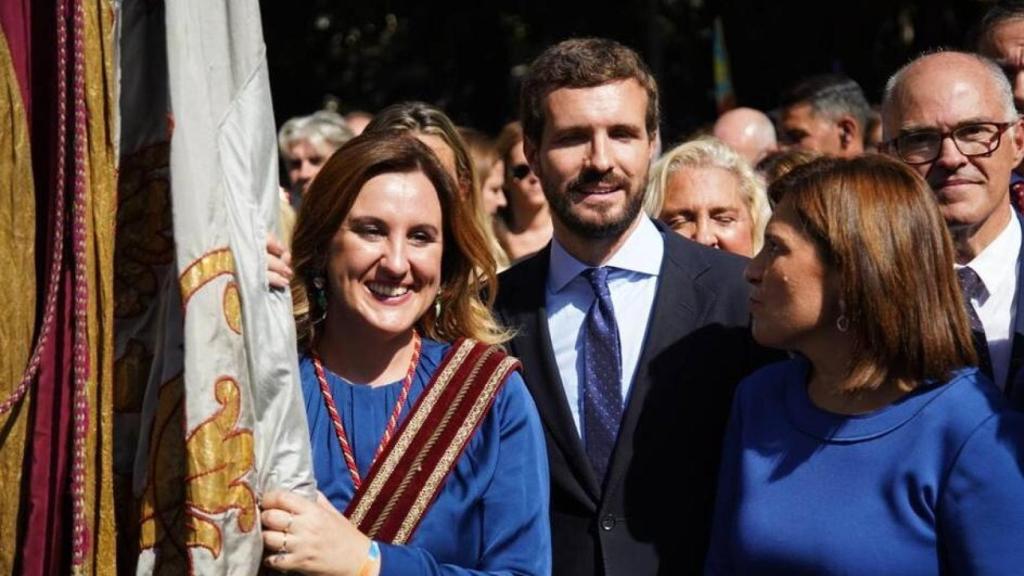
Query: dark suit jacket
1003 213 1024 409
495 228 774 576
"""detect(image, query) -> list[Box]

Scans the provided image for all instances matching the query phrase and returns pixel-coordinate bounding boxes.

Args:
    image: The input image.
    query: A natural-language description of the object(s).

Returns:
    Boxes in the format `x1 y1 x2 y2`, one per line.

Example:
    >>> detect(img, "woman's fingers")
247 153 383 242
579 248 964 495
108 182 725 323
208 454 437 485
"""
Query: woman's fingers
266 233 293 289
260 506 296 533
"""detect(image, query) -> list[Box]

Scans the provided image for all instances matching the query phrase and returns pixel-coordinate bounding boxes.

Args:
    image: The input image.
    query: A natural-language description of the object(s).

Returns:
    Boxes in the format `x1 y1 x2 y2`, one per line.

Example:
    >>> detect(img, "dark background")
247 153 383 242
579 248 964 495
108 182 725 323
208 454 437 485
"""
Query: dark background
261 0 988 147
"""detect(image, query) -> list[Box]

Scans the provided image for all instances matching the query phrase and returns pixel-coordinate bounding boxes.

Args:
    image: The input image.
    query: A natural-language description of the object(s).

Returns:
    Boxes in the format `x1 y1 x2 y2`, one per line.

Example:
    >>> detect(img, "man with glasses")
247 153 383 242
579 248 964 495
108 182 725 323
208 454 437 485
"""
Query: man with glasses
882 50 1024 409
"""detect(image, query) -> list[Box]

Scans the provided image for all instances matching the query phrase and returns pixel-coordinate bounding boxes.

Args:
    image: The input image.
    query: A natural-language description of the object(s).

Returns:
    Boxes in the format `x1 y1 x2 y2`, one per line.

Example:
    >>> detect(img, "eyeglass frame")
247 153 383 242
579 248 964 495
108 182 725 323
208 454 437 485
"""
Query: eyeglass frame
881 119 1020 165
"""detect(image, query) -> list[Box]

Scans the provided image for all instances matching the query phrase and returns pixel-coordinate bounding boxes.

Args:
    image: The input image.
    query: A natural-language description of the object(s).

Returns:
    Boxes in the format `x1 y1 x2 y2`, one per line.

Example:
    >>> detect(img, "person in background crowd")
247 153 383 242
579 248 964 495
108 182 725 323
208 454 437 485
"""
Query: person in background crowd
864 106 884 152
495 37 772 576
461 128 509 217
645 137 770 257
973 0 1024 210
344 110 374 135
974 1 1024 113
275 111 355 247
756 148 821 204
494 121 553 263
460 127 510 268
712 107 778 165
881 50 1024 408
708 155 1024 574
279 110 356 203
260 133 551 575
779 73 870 158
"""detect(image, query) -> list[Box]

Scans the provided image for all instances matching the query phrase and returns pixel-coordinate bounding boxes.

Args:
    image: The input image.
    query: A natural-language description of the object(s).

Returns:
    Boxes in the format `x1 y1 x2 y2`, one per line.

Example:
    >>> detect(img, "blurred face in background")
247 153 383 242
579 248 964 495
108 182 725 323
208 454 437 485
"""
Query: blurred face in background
286 140 334 193
780 103 843 155
481 160 507 216
506 139 547 211
982 18 1024 112
658 165 755 257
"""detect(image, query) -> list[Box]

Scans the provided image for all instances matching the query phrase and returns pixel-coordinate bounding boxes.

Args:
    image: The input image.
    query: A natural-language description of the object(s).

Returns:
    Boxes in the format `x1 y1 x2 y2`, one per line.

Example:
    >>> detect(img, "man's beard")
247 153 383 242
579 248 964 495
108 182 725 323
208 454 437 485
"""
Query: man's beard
543 169 647 239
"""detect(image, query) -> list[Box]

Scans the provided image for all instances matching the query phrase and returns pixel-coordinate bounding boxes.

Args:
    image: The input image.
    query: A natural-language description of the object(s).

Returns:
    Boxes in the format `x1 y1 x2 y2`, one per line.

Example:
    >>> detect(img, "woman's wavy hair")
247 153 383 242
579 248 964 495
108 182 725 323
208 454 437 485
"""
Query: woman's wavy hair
770 154 977 392
290 132 511 352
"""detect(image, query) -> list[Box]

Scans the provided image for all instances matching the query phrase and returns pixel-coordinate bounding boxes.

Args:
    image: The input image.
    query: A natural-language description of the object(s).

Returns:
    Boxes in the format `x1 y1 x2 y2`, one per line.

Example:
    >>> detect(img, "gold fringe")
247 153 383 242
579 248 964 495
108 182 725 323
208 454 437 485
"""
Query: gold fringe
0 22 36 576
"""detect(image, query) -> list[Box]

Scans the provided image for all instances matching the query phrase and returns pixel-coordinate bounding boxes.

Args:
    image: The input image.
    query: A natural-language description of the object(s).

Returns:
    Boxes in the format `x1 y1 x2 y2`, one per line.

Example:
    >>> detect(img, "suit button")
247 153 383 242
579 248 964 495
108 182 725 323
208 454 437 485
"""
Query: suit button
600 514 616 531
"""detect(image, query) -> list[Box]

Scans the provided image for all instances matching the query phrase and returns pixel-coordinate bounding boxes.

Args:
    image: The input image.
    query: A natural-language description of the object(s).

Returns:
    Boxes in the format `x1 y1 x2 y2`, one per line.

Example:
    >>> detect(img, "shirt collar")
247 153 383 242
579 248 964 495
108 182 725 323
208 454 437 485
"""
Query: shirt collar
548 215 663 293
960 212 1021 299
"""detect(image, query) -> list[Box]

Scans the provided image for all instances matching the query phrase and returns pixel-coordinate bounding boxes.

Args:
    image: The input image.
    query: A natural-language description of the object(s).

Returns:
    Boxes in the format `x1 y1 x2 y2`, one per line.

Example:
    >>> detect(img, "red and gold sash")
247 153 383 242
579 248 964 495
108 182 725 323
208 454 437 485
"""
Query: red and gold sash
344 338 520 544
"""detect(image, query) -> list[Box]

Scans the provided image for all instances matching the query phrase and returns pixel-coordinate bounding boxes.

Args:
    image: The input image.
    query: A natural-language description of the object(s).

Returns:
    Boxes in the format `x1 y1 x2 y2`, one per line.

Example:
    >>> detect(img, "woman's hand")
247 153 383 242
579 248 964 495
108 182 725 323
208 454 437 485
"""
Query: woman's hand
260 490 379 576
267 233 294 290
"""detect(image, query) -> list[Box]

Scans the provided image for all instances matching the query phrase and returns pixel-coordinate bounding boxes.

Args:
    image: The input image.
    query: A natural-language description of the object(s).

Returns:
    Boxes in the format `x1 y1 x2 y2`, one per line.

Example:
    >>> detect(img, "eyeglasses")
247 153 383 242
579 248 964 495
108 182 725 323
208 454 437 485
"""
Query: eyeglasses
883 121 1017 165
511 163 532 180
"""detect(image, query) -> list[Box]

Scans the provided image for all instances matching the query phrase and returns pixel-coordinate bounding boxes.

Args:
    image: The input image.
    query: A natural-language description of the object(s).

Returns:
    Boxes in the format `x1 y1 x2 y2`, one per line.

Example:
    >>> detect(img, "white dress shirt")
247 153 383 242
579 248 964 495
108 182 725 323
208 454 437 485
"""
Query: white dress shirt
546 215 664 434
958 213 1021 389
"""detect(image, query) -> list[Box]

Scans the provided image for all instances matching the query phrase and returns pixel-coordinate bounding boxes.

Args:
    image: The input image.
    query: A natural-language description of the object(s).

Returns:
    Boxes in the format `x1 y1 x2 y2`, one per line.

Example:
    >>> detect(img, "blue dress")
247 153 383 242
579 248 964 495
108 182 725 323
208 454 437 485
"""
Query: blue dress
707 359 1024 575
301 338 551 575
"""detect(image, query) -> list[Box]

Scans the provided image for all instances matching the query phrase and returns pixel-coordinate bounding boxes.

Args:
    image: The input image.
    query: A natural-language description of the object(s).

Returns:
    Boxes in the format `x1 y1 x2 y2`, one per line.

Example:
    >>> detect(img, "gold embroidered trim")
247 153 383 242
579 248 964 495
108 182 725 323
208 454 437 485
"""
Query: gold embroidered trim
349 339 476 526
371 346 493 537
179 249 234 305
223 281 242 334
393 354 517 543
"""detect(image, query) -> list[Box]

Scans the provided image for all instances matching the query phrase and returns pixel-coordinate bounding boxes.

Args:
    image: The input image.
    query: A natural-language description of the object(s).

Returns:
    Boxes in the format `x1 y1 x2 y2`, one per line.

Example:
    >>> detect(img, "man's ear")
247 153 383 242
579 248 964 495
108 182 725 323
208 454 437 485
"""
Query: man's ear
837 116 862 152
1010 117 1024 167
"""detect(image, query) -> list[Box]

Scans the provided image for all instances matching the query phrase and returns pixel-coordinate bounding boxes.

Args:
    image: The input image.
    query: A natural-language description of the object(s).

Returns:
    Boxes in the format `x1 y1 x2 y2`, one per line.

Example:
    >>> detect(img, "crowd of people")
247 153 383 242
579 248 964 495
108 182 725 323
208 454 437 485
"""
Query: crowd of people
256 3 1024 574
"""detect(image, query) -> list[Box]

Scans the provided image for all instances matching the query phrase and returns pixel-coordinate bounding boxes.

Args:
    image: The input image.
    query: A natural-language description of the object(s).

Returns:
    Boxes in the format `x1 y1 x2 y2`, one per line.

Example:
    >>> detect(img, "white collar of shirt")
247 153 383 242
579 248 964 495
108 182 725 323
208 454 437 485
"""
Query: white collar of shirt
547 215 663 293
959 213 1021 304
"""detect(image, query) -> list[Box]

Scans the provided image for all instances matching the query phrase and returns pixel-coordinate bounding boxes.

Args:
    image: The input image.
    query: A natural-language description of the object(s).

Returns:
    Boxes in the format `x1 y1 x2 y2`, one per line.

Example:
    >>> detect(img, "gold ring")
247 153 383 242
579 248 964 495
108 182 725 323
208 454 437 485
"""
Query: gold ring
281 532 288 554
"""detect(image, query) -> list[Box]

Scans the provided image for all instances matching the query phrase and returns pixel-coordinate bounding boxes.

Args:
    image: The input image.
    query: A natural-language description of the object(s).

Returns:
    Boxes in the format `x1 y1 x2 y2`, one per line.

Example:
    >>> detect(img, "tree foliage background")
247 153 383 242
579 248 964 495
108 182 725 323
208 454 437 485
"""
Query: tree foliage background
262 0 987 146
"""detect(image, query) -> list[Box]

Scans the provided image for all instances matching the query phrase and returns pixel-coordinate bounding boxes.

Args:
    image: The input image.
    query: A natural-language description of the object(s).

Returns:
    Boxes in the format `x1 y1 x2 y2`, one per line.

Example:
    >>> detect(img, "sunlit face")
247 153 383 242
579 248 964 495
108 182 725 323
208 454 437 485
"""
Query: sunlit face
527 79 655 239
659 166 754 257
883 55 1024 238
780 103 842 155
481 160 507 216
745 198 840 352
506 139 546 210
983 18 1024 113
286 140 333 193
325 171 443 340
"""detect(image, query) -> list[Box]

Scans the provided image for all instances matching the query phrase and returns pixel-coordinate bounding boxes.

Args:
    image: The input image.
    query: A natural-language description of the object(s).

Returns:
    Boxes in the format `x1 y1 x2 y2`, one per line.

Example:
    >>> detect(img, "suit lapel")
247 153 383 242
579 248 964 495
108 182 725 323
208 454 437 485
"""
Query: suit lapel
507 248 602 504
603 231 704 493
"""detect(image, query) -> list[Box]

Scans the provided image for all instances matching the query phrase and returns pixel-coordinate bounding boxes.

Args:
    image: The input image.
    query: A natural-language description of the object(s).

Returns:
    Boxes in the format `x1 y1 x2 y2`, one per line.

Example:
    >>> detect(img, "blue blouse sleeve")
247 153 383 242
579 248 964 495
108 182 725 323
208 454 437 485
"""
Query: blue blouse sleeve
940 411 1024 574
377 371 552 576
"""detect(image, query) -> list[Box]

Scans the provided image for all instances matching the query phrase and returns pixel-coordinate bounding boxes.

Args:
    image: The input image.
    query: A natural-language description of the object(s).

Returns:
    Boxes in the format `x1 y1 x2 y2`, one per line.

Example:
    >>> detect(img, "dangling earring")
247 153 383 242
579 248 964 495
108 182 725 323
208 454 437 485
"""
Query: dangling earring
312 276 328 324
434 294 442 318
836 315 850 333
836 299 849 333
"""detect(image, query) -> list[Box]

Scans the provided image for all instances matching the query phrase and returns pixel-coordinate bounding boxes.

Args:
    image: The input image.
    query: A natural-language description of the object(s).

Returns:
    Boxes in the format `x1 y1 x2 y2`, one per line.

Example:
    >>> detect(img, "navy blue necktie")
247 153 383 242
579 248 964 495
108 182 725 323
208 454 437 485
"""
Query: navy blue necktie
582 267 623 482
957 266 994 380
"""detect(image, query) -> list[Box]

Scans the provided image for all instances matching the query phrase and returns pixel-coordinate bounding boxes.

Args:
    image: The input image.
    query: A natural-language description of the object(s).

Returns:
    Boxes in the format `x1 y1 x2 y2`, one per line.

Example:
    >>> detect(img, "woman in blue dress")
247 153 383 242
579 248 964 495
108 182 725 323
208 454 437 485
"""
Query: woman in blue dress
707 155 1024 574
259 132 550 575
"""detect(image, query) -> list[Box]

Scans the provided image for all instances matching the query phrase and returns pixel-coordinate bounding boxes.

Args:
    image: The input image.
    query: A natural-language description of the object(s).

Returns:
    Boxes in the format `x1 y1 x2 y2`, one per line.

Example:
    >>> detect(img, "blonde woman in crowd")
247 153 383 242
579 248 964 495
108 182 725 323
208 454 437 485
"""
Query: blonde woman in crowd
646 137 770 257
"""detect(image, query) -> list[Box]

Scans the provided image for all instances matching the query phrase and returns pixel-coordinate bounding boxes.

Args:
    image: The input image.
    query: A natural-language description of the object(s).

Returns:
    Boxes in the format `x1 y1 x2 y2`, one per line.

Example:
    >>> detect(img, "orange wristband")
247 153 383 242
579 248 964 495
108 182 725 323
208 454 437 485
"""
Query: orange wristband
358 540 381 576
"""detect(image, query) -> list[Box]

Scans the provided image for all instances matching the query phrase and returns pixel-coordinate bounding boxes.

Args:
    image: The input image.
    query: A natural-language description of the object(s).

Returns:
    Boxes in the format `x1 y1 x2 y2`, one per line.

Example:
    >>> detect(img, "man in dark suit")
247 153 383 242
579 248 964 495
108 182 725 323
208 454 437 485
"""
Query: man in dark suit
494 38 769 575
881 51 1024 411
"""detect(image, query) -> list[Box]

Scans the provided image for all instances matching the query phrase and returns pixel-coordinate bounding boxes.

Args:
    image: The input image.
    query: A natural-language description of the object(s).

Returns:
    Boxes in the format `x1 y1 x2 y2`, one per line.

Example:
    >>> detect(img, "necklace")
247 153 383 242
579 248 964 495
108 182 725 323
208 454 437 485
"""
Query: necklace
311 331 422 490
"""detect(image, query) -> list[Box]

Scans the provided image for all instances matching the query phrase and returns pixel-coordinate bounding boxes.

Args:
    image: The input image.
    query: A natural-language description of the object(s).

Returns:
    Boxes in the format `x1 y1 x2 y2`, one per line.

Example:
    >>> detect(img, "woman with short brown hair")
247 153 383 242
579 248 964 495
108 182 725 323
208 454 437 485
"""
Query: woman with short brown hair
707 155 1024 574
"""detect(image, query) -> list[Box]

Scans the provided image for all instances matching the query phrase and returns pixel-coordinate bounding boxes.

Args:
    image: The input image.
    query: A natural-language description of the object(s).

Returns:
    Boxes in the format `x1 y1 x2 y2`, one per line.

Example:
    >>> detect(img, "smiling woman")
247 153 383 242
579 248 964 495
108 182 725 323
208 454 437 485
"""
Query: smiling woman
259 133 550 576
